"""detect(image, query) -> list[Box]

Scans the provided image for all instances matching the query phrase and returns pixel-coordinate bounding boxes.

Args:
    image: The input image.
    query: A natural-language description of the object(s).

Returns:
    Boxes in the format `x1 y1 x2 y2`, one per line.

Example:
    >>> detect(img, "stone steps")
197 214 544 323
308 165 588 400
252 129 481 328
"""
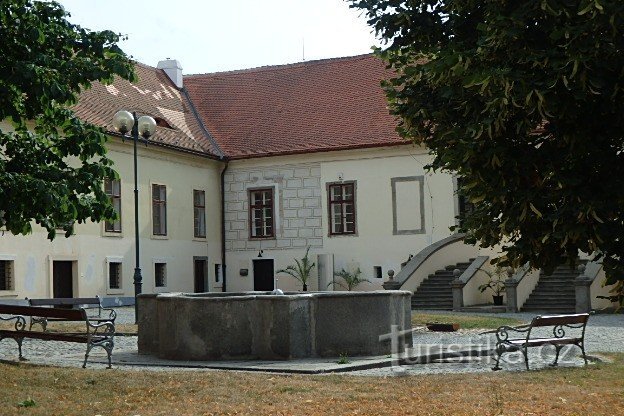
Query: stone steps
411 259 474 310
521 263 583 313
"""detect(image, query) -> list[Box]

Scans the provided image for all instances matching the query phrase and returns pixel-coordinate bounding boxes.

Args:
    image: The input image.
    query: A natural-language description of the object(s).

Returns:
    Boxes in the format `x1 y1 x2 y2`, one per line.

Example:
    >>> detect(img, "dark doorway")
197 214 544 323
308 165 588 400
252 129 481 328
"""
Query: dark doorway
53 261 74 298
253 259 274 291
194 258 208 293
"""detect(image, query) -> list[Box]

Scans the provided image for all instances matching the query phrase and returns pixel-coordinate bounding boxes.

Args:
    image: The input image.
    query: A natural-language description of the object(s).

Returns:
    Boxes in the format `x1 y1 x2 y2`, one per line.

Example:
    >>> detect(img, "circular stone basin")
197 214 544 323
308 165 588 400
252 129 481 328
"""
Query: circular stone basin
137 291 412 360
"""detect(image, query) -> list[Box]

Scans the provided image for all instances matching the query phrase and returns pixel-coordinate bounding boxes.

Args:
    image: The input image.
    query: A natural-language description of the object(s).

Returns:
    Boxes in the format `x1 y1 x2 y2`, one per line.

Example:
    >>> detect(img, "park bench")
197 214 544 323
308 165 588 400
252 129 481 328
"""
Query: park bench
26 296 116 331
0 304 115 368
486 313 589 371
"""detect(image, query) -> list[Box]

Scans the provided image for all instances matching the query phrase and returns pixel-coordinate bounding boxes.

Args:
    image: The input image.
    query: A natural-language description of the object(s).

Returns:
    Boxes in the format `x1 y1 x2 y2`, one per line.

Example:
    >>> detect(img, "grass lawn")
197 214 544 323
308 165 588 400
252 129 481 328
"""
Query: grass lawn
0 354 622 415
412 312 525 330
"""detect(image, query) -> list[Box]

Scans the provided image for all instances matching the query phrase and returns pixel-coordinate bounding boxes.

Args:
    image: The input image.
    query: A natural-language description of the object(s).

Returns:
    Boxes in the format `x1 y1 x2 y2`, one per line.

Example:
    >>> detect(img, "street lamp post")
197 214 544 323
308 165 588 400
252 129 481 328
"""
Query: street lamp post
112 111 156 323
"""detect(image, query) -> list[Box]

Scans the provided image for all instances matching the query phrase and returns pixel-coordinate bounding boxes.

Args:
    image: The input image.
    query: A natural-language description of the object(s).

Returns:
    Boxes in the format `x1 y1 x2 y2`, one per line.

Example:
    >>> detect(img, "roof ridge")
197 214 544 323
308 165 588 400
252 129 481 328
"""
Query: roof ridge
184 53 375 78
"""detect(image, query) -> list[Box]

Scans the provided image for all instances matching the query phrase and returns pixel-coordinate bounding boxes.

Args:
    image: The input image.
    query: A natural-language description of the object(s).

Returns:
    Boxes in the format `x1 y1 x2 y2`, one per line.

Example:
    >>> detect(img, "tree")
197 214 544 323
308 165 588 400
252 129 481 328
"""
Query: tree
0 0 135 239
276 246 316 291
349 0 624 305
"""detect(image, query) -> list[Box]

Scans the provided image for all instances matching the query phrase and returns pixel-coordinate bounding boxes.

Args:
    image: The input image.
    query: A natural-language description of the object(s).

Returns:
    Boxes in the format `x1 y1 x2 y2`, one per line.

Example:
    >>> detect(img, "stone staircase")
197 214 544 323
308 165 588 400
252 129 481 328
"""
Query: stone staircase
411 260 473 310
521 264 582 313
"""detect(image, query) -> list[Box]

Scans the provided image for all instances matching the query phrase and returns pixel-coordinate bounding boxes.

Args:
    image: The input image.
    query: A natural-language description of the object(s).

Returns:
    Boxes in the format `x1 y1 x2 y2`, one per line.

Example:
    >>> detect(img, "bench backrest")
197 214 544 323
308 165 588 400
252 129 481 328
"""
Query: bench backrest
0 304 86 320
27 296 101 309
531 313 589 327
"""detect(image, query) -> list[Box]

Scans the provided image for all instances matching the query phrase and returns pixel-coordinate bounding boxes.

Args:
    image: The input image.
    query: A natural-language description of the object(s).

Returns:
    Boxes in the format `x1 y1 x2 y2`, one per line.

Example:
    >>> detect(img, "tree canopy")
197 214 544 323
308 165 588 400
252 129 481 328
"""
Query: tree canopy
0 0 135 239
349 0 624 304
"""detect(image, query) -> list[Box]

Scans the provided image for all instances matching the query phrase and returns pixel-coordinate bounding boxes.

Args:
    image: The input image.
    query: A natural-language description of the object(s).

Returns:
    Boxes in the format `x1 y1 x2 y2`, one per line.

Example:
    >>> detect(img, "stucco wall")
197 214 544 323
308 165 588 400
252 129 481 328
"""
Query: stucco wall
224 145 459 292
0 137 222 301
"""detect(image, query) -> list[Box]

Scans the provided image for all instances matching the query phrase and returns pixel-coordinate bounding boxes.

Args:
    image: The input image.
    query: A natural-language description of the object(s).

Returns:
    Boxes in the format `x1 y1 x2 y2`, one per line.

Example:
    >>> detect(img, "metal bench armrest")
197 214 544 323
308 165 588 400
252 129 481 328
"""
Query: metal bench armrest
100 307 117 321
0 314 26 331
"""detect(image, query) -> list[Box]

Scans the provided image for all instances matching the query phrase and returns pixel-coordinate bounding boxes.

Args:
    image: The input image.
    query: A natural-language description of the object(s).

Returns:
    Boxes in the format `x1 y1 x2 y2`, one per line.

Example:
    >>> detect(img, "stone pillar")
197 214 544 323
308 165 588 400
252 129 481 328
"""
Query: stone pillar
317 254 334 291
575 264 592 313
503 269 518 312
383 269 402 290
451 269 464 311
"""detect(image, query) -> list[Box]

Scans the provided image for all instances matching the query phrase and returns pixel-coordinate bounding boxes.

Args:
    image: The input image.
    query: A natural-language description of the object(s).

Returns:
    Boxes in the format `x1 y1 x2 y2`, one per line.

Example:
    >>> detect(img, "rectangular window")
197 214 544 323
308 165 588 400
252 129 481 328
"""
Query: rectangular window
104 178 122 233
0 260 13 290
328 182 356 235
155 263 167 287
109 262 122 290
249 188 274 238
193 190 206 238
374 266 382 279
214 264 221 283
152 184 167 236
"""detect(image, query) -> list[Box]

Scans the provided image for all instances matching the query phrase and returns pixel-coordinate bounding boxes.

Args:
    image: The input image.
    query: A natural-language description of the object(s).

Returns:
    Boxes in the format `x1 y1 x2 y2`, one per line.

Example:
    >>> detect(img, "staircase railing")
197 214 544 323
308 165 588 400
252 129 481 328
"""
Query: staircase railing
388 233 480 293
503 264 538 312
451 256 489 310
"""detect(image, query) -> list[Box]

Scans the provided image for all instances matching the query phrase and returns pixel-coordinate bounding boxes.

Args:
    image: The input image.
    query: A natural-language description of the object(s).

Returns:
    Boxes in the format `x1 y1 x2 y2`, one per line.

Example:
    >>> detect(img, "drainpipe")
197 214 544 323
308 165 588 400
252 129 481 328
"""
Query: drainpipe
220 160 229 292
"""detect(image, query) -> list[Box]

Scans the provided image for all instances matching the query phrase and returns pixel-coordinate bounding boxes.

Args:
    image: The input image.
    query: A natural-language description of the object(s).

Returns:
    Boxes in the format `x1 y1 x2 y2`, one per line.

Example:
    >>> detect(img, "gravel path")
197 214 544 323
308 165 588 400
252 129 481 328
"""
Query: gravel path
0 307 621 376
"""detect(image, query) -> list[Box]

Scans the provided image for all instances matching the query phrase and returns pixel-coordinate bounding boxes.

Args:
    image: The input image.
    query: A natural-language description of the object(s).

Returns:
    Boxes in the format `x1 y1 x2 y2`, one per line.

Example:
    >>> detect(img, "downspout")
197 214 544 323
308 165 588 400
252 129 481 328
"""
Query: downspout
220 159 229 292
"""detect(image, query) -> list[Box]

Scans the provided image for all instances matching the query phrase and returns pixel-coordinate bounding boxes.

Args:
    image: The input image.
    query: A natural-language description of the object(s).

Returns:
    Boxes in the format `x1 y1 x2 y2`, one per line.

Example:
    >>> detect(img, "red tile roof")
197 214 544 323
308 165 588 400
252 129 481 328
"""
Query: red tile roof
184 54 407 159
74 63 223 158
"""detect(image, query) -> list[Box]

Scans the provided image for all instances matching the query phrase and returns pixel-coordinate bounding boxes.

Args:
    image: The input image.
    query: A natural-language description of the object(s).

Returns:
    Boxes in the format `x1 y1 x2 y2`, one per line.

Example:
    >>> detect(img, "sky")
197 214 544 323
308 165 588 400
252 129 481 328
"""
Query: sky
56 0 381 75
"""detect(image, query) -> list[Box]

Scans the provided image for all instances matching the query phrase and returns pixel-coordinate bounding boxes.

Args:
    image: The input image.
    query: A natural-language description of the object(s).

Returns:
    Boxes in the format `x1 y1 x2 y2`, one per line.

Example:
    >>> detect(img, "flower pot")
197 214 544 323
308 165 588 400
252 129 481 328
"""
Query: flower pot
493 295 504 306
302 283 308 292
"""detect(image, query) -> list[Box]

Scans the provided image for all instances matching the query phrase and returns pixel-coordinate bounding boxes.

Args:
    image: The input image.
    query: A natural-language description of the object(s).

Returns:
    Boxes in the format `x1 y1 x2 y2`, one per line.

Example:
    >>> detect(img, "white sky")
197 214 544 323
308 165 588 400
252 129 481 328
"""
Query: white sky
56 0 381 75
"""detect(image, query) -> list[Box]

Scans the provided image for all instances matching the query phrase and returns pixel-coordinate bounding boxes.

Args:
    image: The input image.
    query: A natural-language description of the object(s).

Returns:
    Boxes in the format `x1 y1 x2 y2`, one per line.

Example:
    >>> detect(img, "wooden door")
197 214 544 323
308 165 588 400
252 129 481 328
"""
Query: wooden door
253 259 274 291
53 261 73 298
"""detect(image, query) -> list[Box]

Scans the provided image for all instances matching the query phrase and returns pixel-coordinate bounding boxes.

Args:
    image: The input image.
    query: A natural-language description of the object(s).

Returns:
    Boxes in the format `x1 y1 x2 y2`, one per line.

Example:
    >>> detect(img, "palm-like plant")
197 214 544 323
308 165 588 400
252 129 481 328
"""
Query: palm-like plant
333 267 370 291
276 246 315 291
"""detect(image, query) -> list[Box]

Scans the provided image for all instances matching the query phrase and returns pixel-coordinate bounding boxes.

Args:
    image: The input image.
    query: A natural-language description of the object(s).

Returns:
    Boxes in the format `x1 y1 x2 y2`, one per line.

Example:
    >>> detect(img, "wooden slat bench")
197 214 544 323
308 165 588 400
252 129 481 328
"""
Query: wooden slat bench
486 313 589 370
0 304 115 368
26 296 116 331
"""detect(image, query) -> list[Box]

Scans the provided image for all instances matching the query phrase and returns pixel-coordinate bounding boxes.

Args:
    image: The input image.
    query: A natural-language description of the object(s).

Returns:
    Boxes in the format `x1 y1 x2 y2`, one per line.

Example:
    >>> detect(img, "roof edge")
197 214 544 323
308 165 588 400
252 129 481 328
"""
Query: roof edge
184 53 376 78
226 140 412 161
179 87 227 159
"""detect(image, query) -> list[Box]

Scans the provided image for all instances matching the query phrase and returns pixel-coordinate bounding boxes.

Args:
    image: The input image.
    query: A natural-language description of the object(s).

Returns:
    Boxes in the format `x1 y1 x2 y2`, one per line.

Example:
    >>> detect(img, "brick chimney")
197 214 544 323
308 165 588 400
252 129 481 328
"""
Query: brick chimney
157 59 183 89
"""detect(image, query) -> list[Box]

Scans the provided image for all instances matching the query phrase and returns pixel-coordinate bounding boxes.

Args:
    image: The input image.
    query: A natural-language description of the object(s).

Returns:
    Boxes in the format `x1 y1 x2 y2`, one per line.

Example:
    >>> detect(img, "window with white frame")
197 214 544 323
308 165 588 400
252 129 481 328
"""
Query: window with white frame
104 178 122 233
0 260 14 290
328 182 356 235
193 190 206 238
155 262 167 287
152 184 167 236
249 188 274 238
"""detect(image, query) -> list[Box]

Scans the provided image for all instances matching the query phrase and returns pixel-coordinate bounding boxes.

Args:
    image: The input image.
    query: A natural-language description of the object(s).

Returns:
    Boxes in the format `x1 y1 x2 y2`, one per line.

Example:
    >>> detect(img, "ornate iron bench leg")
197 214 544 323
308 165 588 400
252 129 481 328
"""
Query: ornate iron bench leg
551 345 562 367
579 342 588 366
82 344 93 369
492 345 504 371
16 337 27 361
523 346 530 370
103 339 114 369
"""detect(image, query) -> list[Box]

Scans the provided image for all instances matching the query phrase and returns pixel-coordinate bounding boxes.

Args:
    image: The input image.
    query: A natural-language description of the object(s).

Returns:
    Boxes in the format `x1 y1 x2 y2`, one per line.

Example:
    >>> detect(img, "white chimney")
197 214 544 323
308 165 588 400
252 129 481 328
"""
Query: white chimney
157 59 183 88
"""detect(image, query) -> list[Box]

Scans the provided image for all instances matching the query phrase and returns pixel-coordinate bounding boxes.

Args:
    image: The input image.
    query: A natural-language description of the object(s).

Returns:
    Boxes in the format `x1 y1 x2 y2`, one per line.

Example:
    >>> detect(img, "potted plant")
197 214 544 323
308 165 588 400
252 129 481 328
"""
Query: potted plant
276 246 315 291
478 266 509 305
332 267 370 291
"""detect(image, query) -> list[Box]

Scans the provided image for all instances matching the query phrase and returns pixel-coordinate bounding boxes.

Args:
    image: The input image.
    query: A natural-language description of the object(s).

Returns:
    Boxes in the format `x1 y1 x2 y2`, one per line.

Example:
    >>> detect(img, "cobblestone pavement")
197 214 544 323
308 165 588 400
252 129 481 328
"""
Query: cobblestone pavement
0 308 621 376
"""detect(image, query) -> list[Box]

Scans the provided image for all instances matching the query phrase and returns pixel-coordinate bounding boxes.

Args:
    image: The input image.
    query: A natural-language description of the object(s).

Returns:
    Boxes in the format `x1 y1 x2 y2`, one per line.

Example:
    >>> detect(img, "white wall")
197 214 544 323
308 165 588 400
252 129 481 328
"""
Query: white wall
0 137 223 301
223 145 459 292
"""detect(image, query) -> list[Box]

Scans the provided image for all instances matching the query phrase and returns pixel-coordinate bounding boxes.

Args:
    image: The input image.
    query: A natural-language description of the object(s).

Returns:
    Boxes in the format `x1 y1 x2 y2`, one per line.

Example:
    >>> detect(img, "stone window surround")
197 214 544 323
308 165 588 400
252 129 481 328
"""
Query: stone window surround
0 254 16 293
247 185 278 240
153 259 168 292
193 189 207 239
391 175 426 235
151 182 168 238
104 178 122 234
105 256 124 295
